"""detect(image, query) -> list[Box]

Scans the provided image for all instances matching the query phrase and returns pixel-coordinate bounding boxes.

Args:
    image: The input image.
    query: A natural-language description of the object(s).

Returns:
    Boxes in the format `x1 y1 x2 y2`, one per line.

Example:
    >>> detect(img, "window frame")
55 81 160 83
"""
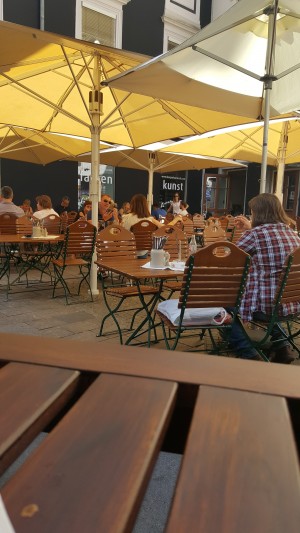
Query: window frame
75 0 127 48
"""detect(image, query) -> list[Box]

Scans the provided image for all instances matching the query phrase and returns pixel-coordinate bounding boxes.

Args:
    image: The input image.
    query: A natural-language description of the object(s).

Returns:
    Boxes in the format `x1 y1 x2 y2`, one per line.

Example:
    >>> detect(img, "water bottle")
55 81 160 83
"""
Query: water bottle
189 234 197 255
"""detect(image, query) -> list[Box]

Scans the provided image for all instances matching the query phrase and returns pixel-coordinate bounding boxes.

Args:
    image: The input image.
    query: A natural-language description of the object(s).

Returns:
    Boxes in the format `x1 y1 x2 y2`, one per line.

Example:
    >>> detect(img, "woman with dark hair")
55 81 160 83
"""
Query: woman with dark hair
229 193 300 364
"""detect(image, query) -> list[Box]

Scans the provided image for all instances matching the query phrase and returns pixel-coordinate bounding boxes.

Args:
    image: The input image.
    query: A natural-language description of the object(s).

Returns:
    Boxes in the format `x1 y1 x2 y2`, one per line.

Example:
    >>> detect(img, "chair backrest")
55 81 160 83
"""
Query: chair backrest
273 247 300 312
0 213 32 235
181 216 194 238
165 213 174 223
67 211 78 225
96 224 137 260
130 219 158 253
40 214 62 235
229 226 245 244
152 225 189 261
62 219 96 259
193 214 205 232
178 241 251 314
203 224 226 246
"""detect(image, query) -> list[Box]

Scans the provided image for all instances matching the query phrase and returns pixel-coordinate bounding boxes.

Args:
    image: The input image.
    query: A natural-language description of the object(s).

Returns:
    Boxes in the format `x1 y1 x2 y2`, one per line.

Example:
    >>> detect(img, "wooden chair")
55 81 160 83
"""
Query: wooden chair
156 241 251 351
152 225 189 298
230 226 246 244
130 219 158 256
203 225 226 246
96 225 160 344
67 210 78 225
193 214 206 246
181 216 194 239
152 225 189 261
51 220 96 304
241 246 300 360
42 214 62 235
0 215 33 290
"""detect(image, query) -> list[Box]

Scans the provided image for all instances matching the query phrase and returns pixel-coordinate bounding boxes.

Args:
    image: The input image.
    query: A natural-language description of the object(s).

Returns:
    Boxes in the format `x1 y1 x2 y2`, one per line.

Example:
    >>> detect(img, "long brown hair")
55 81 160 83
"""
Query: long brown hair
130 194 150 218
249 193 290 227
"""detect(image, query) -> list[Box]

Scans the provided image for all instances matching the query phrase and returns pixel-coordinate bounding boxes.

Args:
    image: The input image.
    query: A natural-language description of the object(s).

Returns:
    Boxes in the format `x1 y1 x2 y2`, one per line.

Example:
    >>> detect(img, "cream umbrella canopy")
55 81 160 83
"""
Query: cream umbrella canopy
75 146 245 210
104 0 300 194
161 117 300 199
0 20 261 292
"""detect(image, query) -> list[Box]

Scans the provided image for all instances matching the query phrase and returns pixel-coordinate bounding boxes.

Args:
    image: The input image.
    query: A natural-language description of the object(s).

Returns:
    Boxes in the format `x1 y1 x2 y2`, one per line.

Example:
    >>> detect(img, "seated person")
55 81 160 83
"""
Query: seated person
151 202 167 220
229 193 300 364
33 195 59 220
179 201 189 216
20 199 33 218
118 201 131 222
122 194 161 257
0 186 25 217
55 195 70 215
87 194 119 228
78 200 92 220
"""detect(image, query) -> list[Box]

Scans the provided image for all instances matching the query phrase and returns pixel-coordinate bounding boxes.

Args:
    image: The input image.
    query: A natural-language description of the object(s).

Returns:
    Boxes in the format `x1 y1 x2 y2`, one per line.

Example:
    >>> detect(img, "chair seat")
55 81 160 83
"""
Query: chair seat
52 257 88 267
106 284 159 297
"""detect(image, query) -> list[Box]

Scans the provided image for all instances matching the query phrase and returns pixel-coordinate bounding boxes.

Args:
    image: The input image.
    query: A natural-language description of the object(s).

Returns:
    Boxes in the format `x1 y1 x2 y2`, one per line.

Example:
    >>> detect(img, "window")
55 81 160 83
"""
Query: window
76 0 128 48
82 6 115 46
204 174 229 214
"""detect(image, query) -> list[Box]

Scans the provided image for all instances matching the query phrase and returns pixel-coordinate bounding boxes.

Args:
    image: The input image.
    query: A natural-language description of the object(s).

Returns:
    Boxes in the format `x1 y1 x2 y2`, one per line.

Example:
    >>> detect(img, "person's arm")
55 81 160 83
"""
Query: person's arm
234 215 252 230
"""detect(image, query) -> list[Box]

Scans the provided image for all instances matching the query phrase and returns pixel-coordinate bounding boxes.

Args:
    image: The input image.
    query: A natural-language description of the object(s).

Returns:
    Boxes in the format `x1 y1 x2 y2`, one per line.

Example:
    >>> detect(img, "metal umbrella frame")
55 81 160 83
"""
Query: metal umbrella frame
105 0 300 194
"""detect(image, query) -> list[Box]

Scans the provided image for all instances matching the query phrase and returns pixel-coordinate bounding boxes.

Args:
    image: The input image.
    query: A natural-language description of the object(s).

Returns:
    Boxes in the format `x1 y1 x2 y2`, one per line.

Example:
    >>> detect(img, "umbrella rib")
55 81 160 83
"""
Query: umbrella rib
43 47 93 131
192 46 262 81
0 71 90 128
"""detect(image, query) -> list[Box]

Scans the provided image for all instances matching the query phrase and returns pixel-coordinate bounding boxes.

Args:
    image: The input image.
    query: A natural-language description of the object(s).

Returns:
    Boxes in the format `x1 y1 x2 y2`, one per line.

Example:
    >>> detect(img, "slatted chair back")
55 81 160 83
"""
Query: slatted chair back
130 219 158 255
0 213 32 235
39 214 62 235
296 217 300 236
67 211 78 225
178 241 250 312
193 214 205 232
218 216 229 230
62 219 96 259
152 226 189 261
165 212 174 223
181 216 194 238
96 225 137 260
230 226 246 244
273 247 300 311
51 220 97 304
203 224 226 246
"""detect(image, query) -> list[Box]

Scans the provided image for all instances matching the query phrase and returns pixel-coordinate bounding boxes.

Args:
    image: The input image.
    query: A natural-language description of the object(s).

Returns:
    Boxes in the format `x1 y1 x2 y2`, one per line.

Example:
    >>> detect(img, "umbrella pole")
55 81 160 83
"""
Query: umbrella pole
89 56 103 296
275 121 289 202
260 2 278 194
147 152 155 212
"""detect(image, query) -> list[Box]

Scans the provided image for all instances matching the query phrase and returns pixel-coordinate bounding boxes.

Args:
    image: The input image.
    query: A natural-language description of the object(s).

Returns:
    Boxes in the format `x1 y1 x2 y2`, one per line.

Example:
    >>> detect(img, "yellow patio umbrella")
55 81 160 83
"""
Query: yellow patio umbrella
0 19 257 292
161 117 300 199
0 125 108 165
76 146 245 210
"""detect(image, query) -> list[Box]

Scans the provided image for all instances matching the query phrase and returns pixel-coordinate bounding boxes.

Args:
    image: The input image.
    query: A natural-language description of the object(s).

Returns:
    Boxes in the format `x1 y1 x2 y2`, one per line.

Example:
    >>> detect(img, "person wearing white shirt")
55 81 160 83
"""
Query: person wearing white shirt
33 195 59 220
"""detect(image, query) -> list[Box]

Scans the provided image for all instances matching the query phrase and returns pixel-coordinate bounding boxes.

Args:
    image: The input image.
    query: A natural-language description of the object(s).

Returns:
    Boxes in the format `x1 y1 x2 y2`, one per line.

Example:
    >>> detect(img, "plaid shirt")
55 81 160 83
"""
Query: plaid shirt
236 223 300 321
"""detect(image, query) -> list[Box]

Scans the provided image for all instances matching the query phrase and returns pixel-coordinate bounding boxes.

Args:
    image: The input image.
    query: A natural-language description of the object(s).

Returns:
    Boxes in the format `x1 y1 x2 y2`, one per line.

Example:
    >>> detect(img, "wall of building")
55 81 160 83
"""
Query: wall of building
123 0 165 55
1 159 79 211
44 0 76 36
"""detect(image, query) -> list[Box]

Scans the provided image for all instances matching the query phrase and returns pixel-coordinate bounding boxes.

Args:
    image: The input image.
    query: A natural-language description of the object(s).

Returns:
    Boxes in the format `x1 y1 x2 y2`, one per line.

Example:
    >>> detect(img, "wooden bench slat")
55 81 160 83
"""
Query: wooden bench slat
3 373 177 533
0 363 79 474
166 385 300 533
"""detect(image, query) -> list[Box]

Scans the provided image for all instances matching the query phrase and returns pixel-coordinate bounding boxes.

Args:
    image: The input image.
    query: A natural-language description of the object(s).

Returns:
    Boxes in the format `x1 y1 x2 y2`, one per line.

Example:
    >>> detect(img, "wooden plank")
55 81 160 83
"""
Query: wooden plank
3 373 177 533
1 333 300 399
0 363 79 474
166 386 300 533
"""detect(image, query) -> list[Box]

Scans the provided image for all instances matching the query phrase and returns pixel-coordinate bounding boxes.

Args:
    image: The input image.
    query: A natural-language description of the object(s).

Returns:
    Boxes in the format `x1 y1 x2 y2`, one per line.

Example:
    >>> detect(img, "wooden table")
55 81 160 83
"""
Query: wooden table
0 234 64 293
96 257 184 345
1 333 300 532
